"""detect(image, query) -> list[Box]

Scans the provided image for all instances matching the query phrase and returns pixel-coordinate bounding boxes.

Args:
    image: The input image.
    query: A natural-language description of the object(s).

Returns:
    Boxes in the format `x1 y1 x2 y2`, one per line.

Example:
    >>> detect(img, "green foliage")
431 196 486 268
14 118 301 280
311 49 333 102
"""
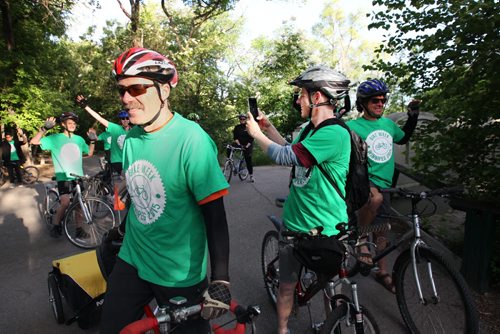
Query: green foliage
367 0 500 202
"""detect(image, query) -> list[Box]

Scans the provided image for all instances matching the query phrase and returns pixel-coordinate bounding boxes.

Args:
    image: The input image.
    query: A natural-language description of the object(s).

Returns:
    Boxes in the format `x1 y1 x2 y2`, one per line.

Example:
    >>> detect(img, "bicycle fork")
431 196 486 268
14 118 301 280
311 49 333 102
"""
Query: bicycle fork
410 214 439 305
75 186 93 223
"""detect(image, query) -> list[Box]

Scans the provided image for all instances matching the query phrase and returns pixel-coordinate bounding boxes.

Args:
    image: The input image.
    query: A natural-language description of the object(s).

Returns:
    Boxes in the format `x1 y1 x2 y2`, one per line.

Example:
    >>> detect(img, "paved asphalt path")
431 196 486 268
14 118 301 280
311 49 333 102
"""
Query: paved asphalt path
0 156 467 333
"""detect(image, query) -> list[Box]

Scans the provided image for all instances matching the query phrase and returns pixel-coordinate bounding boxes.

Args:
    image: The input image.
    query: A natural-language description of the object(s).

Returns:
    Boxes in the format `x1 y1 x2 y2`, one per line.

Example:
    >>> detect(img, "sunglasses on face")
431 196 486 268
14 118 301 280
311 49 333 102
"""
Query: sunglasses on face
369 97 387 104
117 84 155 97
120 117 129 121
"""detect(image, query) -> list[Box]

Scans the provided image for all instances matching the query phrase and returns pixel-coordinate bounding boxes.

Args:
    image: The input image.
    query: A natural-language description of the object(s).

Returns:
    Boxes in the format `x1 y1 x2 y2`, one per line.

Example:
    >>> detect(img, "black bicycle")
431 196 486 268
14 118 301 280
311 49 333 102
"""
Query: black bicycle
0 162 39 186
349 187 479 334
222 145 249 182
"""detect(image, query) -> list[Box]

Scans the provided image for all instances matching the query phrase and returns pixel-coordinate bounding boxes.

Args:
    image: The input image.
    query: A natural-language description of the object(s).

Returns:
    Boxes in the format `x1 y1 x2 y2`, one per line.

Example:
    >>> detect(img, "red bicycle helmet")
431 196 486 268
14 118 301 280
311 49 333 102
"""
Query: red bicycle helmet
112 47 178 87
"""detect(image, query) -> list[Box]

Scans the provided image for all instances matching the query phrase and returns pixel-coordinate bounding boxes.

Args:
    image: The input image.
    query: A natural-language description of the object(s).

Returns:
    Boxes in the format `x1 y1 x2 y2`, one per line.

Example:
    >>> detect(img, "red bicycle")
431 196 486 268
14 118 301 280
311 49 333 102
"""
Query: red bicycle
120 299 260 334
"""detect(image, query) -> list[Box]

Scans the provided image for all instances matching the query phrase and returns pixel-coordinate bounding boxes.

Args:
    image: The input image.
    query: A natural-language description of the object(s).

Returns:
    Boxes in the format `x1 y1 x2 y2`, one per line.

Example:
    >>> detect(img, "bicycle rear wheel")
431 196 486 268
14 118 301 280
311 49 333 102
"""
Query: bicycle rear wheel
238 160 249 181
320 302 380 334
223 160 233 183
22 166 39 184
64 197 116 249
261 230 280 308
393 246 479 334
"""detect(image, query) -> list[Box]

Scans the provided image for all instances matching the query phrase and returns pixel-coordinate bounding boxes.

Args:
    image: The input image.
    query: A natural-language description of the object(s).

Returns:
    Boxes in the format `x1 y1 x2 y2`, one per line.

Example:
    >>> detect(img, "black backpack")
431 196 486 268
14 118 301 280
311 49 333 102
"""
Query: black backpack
297 118 370 215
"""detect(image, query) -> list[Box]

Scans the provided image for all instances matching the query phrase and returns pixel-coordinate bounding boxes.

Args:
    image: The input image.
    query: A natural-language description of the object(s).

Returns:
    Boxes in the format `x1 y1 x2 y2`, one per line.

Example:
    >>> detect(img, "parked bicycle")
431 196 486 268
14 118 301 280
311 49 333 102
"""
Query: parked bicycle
0 162 39 186
349 186 479 334
120 298 260 334
262 214 380 334
42 174 116 249
222 145 249 182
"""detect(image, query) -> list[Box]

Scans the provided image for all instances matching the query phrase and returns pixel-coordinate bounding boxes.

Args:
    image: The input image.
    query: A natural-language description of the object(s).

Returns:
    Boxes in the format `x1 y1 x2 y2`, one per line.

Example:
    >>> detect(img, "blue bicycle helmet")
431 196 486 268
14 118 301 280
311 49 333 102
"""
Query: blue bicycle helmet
356 79 389 100
117 110 129 119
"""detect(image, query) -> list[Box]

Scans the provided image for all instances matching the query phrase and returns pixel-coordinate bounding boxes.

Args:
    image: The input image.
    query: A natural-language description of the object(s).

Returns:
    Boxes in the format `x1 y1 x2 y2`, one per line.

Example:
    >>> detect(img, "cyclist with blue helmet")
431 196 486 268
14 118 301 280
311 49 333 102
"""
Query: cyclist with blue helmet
347 79 420 293
76 94 132 177
30 112 95 237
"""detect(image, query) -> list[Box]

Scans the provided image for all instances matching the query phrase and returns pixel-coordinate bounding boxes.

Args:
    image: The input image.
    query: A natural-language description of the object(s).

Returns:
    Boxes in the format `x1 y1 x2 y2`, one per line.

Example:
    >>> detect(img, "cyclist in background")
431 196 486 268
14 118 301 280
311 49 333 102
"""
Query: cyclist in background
246 65 351 334
233 114 255 182
30 112 95 237
100 47 231 333
347 79 420 294
1 127 27 188
75 95 132 178
98 130 112 163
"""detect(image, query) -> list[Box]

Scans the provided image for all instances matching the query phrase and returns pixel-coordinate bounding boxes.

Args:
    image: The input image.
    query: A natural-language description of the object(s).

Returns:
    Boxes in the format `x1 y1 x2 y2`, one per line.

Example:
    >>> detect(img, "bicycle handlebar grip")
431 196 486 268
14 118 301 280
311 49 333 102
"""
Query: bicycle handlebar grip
120 317 158 334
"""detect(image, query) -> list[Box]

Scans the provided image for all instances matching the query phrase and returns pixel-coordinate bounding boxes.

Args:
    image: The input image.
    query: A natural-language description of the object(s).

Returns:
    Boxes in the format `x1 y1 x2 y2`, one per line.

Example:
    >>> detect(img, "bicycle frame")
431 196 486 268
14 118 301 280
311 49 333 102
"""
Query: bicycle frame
266 215 366 331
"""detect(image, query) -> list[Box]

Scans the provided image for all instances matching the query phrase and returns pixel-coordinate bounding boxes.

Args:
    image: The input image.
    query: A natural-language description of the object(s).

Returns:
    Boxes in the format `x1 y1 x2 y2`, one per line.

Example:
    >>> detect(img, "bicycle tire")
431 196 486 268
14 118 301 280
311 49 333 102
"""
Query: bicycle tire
64 197 116 249
22 166 40 184
238 160 249 181
223 160 233 183
261 230 280 308
320 302 380 334
48 273 65 324
393 246 479 334
44 189 60 228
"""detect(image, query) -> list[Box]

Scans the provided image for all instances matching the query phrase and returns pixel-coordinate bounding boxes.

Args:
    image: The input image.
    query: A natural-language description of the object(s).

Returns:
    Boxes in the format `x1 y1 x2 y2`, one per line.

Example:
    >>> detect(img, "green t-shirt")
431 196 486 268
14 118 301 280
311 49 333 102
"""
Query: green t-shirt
106 122 128 164
119 113 229 287
40 133 89 181
97 131 112 151
347 117 404 188
8 141 19 161
283 123 350 236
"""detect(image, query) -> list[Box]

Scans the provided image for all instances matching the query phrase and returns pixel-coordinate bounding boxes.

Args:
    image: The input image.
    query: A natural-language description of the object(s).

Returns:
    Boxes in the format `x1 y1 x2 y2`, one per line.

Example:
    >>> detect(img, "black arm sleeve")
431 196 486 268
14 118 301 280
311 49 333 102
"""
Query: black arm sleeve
201 197 230 282
396 113 419 145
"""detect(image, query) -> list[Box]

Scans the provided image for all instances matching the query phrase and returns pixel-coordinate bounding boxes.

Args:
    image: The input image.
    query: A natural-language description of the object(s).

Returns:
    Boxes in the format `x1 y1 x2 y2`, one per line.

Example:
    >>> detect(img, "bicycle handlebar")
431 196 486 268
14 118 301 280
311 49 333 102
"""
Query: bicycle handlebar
380 186 463 199
226 144 244 151
119 301 260 334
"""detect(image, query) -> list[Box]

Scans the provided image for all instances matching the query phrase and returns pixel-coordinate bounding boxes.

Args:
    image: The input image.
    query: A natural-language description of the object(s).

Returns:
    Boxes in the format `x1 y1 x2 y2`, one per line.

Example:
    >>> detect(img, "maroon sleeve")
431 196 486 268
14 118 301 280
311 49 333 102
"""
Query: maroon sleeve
292 142 317 168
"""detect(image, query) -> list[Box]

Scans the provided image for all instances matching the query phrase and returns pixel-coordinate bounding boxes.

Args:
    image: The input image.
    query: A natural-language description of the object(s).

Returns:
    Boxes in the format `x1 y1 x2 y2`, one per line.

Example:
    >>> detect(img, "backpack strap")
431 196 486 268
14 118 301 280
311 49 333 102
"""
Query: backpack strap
317 164 346 201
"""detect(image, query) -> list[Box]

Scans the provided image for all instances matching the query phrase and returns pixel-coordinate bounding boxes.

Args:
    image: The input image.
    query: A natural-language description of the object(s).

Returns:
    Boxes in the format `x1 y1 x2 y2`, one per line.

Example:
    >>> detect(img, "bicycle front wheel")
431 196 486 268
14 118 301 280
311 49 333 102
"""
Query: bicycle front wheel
238 160 249 181
223 160 233 183
64 197 116 249
320 302 380 334
394 246 479 334
261 230 280 308
22 166 40 184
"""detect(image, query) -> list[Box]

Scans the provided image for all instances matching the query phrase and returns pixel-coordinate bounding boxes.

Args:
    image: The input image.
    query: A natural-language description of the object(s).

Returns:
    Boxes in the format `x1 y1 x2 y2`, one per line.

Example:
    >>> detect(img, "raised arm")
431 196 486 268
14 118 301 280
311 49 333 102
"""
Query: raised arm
76 94 109 128
30 117 56 145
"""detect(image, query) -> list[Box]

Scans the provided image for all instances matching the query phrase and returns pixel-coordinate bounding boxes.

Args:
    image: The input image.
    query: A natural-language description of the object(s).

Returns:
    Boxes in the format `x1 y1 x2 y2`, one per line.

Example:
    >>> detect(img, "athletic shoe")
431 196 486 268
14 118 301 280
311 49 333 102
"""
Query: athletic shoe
50 225 62 238
248 175 255 183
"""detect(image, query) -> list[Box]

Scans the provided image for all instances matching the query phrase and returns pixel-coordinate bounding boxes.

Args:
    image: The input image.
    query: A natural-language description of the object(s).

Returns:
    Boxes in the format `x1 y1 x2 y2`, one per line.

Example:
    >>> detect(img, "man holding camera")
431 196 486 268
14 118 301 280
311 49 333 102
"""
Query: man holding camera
347 79 420 293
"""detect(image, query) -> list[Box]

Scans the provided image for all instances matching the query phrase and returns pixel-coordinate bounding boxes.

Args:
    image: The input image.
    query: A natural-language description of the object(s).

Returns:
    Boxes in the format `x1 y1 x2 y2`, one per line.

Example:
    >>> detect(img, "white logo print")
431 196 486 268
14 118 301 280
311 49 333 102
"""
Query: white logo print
292 166 311 188
117 135 126 150
365 130 393 163
126 160 166 225
60 142 81 164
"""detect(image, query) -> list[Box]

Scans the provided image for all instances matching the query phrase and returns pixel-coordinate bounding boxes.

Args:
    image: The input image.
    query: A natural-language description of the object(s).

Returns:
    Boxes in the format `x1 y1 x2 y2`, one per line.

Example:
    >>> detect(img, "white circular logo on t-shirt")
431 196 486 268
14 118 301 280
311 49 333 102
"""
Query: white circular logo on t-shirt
126 160 166 225
106 137 112 145
60 143 81 164
292 166 311 188
366 130 393 163
117 135 126 150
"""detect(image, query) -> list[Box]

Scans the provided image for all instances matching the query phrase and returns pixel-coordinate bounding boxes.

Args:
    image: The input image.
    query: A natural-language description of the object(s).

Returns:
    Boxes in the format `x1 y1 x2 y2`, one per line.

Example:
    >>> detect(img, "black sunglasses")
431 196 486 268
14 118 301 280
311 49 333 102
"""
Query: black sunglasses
117 84 155 97
369 97 387 104
120 117 129 121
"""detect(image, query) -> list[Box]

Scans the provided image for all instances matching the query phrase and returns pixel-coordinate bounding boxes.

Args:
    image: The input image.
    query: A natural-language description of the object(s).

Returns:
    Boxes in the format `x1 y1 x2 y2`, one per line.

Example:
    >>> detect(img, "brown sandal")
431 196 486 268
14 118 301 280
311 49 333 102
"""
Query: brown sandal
375 273 396 294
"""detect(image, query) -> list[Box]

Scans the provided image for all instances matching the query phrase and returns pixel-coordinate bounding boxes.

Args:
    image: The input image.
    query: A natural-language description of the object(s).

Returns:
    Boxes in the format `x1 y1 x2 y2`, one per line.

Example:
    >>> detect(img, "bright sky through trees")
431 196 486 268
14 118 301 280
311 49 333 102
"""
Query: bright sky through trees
67 0 377 45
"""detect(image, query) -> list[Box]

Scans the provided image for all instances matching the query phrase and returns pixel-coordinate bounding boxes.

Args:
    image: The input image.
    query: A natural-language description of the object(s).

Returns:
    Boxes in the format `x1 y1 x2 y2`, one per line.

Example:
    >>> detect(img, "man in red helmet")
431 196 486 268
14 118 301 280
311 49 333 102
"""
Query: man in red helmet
30 112 95 238
100 47 231 333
